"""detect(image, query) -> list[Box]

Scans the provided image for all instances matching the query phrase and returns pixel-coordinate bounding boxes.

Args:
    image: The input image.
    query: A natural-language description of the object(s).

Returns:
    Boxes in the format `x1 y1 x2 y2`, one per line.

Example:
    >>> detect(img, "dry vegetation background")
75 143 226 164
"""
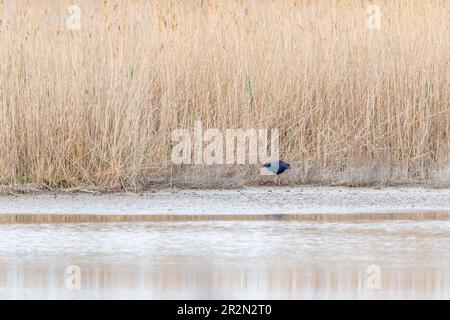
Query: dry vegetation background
0 0 449 191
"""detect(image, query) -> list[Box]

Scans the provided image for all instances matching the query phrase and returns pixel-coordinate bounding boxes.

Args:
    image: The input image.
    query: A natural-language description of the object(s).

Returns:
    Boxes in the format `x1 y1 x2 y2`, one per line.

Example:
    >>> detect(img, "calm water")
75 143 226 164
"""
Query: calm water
1 220 449 299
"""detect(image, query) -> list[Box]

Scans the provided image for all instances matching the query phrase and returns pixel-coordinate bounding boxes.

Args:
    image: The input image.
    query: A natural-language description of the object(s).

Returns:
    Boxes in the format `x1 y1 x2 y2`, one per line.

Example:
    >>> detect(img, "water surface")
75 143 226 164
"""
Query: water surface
1 220 449 299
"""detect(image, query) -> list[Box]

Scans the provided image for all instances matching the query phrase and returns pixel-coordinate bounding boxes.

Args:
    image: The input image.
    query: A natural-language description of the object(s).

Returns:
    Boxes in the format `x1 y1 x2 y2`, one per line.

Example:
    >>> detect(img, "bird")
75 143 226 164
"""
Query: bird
260 160 290 185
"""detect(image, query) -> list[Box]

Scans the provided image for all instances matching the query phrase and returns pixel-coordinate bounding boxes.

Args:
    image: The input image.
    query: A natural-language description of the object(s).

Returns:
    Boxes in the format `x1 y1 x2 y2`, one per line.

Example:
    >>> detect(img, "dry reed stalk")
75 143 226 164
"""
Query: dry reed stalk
0 0 448 190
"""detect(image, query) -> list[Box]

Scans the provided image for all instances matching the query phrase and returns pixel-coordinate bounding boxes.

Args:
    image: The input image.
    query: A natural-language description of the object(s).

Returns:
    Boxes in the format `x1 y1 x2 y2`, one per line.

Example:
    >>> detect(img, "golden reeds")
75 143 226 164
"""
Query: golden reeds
0 0 448 190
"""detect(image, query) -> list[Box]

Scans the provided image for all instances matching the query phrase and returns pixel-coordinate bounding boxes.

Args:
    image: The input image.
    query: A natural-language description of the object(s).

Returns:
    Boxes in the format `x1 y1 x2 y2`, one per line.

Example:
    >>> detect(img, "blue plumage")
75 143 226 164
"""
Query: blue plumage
262 160 290 175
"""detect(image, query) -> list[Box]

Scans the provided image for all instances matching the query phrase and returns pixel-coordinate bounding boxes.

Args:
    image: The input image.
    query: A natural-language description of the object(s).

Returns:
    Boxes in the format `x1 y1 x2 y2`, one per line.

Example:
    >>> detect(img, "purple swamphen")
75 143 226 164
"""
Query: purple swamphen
260 160 290 185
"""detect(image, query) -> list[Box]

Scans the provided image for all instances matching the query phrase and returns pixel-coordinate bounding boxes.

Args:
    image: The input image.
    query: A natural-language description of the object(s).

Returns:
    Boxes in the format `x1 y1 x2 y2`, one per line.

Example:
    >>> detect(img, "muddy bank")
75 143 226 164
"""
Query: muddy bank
0 187 450 216
2 162 450 194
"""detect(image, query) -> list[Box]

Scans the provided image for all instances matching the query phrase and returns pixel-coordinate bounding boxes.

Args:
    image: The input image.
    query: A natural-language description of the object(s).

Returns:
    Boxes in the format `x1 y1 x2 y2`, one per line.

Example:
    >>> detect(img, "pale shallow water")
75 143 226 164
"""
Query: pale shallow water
1 220 449 299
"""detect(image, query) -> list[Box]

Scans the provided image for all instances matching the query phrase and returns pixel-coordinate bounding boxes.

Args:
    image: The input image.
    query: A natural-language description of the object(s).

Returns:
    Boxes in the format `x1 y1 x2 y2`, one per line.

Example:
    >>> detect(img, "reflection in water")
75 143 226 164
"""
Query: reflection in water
0 220 449 299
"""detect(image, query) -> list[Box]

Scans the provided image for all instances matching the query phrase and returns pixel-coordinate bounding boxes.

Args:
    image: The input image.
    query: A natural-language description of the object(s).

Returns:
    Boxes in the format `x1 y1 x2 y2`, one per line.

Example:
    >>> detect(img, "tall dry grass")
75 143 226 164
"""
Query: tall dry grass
0 0 449 190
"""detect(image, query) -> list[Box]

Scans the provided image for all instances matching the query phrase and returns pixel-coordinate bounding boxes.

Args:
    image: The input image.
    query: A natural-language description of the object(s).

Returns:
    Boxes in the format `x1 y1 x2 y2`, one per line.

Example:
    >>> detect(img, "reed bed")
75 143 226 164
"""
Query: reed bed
0 0 448 190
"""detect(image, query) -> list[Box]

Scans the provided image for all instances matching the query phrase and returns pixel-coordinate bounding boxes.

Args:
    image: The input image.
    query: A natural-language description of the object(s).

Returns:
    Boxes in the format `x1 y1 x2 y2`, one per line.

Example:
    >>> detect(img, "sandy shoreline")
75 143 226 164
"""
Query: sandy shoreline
0 186 449 216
